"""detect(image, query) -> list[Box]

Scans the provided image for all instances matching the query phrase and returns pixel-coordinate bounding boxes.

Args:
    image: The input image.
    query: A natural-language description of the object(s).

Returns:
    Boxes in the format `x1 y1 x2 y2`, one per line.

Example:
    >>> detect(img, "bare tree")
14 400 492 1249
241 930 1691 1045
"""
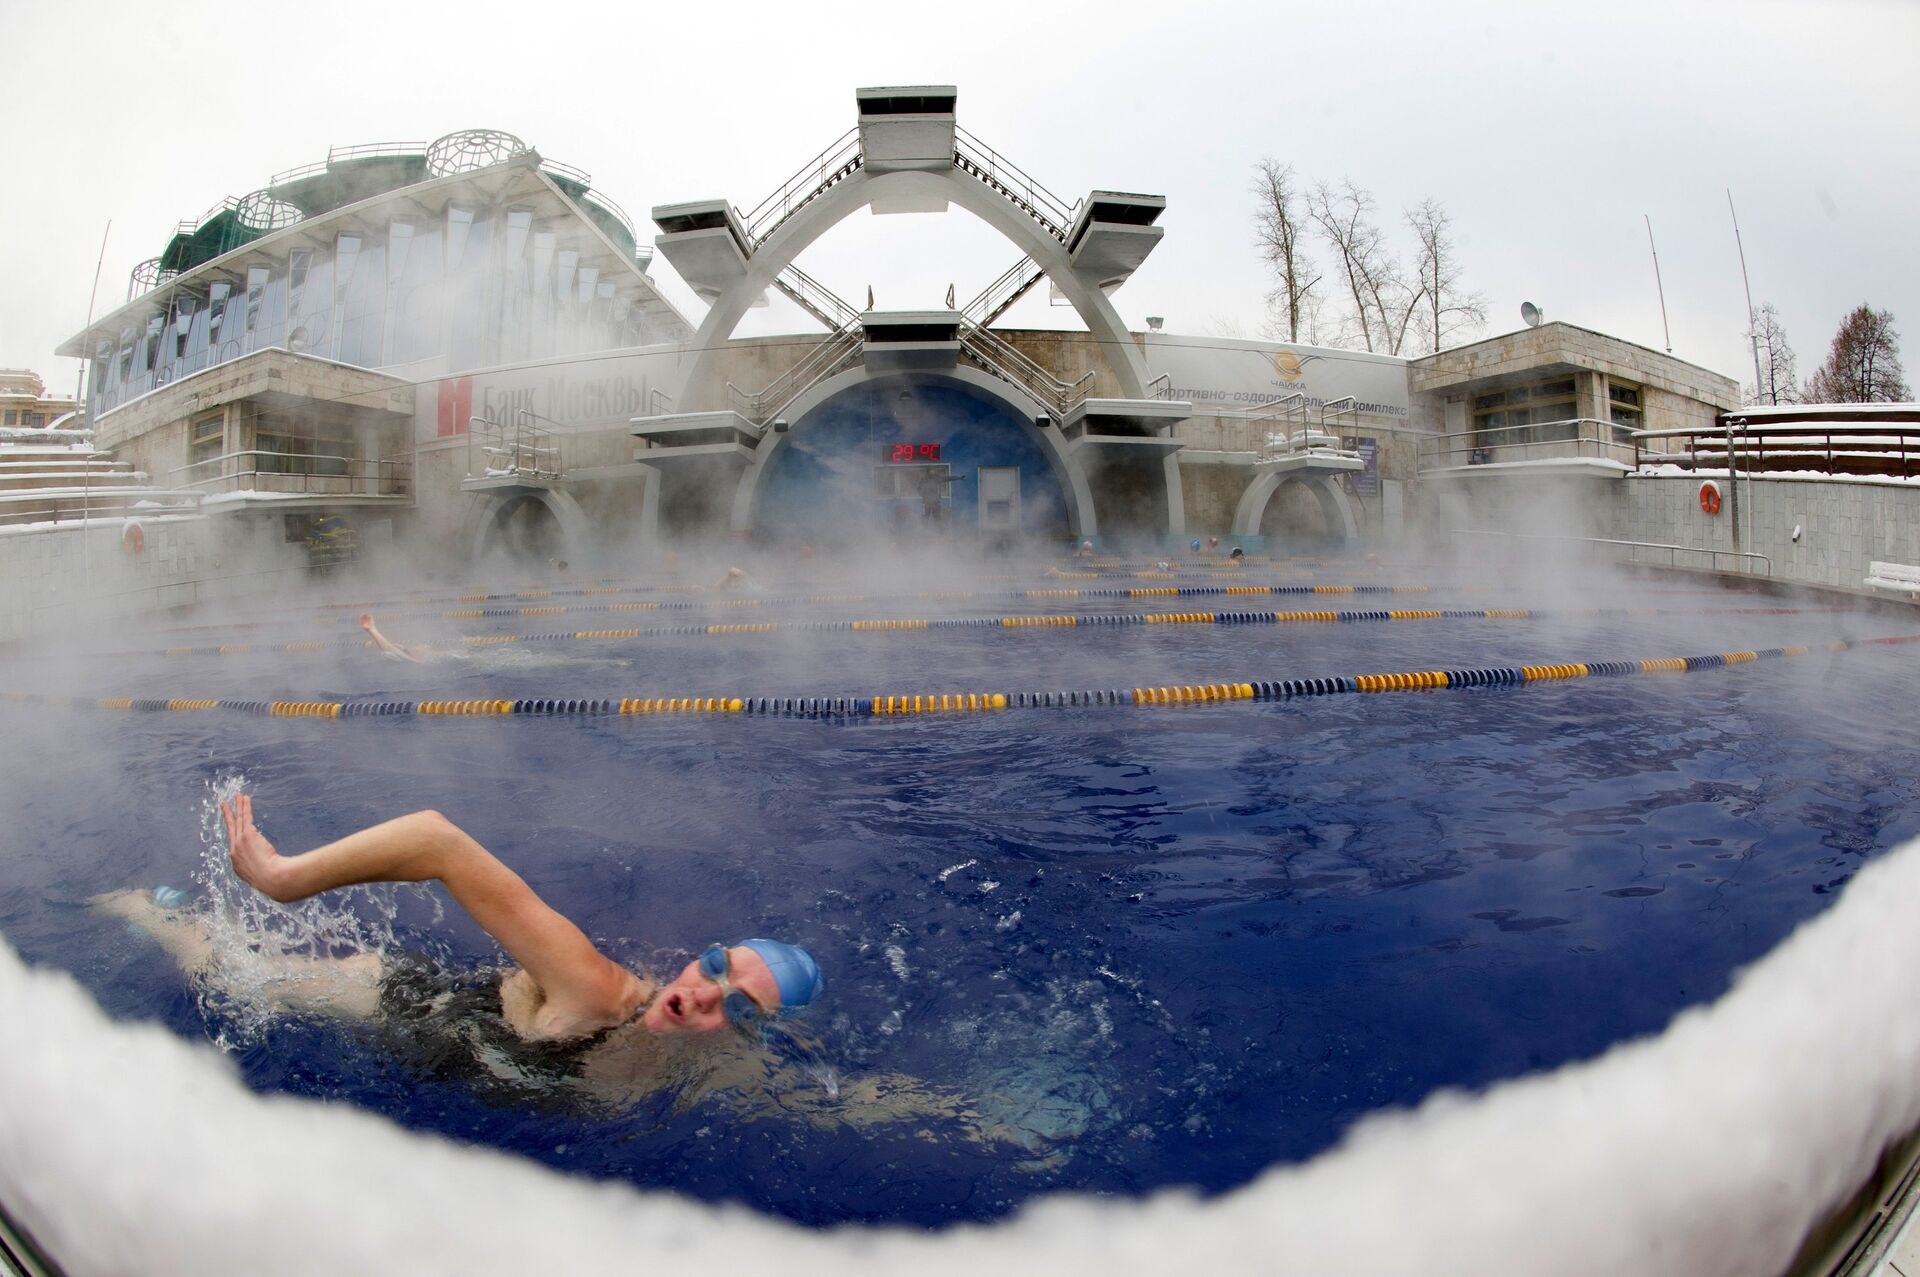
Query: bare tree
1803 305 1911 403
1742 302 1799 405
1407 198 1486 354
1252 159 1319 343
1305 180 1383 351
1305 180 1425 355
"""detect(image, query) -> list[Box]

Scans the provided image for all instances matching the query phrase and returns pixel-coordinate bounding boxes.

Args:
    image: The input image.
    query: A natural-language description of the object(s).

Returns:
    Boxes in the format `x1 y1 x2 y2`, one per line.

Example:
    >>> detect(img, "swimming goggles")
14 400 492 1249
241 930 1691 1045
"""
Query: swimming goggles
698 944 773 1031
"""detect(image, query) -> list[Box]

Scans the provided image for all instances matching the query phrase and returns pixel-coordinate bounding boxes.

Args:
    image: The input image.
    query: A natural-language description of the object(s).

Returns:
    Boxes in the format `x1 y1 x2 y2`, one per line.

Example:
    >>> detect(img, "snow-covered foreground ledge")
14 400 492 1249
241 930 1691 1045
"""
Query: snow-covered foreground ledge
8 836 1920 1276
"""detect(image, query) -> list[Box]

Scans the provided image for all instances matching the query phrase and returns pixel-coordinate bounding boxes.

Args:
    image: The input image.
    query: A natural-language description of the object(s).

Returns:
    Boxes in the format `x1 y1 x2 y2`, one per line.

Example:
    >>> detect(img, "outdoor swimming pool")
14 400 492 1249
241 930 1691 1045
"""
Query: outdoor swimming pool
3 558 1917 1229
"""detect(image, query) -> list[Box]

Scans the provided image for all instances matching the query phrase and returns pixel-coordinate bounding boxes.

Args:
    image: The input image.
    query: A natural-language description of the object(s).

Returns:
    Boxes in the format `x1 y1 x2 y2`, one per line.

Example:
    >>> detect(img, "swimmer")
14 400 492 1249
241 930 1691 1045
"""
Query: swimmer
1227 546 1245 562
95 797 1064 1153
1072 539 1093 559
714 565 762 593
359 613 433 664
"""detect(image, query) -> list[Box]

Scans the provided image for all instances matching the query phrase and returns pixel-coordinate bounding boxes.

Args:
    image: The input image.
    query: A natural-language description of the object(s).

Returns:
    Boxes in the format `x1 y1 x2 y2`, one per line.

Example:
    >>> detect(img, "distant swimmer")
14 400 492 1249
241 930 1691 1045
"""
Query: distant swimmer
94 796 1061 1151
360 612 434 663
1227 546 1245 562
714 565 763 593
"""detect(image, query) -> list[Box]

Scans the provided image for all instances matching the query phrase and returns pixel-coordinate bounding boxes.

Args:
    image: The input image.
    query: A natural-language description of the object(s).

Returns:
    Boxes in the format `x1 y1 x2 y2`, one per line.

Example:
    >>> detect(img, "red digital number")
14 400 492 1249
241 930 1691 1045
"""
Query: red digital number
890 443 913 463
918 443 940 460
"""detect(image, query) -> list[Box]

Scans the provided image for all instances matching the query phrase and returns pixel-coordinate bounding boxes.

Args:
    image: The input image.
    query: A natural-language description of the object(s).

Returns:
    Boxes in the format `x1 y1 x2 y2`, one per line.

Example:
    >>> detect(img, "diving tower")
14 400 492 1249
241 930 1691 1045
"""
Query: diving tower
636 85 1189 540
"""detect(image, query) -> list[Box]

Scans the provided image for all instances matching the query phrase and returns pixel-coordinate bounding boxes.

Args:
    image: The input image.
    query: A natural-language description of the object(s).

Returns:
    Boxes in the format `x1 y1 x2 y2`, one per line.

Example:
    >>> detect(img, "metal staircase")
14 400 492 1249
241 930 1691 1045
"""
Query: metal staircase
951 126 1079 243
961 256 1047 328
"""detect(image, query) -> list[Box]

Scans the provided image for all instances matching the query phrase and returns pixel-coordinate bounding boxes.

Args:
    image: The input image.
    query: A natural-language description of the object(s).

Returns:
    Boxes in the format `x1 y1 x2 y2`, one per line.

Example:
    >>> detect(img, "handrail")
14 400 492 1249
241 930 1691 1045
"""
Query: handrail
958 320 1095 415
1636 420 1918 481
647 387 675 417
267 141 429 189
171 448 412 496
960 256 1045 326
1147 373 1172 400
774 264 863 330
537 156 593 187
467 412 562 482
1420 417 1640 471
1247 392 1310 425
1451 528 1773 576
743 127 863 243
571 187 640 253
1320 396 1359 430
724 322 864 422
952 126 1081 238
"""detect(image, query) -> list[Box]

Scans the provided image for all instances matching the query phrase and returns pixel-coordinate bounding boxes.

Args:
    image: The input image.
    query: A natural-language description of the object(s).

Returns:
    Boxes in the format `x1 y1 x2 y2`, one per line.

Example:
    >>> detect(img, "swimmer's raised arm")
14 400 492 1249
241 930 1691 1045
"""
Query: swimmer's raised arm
222 796 642 1033
359 612 420 663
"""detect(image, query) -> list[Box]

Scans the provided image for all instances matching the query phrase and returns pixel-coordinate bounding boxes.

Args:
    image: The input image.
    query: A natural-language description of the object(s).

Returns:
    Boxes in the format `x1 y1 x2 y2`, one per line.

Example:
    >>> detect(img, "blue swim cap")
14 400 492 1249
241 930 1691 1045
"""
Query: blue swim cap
1189 539 1202 551
152 886 190 909
737 938 824 1013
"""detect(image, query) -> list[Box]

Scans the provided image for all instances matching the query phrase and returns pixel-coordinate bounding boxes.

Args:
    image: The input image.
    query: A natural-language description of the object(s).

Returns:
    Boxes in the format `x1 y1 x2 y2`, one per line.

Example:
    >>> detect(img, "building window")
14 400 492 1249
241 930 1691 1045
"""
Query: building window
1473 377 1578 443
255 414 353 477
1608 381 1643 429
2 411 14 425
189 410 224 466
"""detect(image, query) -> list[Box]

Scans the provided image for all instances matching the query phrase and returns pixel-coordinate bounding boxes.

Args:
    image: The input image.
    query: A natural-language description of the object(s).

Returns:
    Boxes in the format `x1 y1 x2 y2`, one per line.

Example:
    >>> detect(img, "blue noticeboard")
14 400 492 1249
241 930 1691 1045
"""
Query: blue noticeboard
1346 437 1379 495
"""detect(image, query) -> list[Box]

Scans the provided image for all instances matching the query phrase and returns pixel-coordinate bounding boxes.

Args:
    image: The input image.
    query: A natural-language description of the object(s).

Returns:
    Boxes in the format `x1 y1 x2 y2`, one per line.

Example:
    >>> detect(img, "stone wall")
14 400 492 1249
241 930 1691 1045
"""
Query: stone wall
1621 474 1920 590
0 515 313 644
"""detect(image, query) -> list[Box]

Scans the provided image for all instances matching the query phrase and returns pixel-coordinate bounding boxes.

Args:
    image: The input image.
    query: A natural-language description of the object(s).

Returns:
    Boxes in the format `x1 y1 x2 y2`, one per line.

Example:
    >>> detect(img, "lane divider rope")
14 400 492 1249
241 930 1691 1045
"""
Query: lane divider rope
11 636 1912 721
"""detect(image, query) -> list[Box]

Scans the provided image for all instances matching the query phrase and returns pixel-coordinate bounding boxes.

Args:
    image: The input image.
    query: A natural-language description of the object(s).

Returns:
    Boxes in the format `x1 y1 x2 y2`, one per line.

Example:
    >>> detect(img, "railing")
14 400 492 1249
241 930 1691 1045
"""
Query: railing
960 256 1045 327
773 264 862 331
1451 528 1773 576
1320 396 1359 432
1146 373 1172 400
268 141 429 188
743 127 864 244
467 413 561 482
537 156 593 188
0 490 201 528
647 386 675 417
1420 418 1640 471
571 187 641 256
1248 392 1312 429
724 322 864 423
958 320 1095 416
1636 422 1920 480
952 126 1081 240
171 449 413 498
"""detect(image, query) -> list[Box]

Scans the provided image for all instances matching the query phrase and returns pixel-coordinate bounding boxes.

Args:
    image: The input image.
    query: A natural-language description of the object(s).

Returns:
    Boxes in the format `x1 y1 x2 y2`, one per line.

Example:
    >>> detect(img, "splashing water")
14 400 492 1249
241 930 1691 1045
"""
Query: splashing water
185 773 438 1047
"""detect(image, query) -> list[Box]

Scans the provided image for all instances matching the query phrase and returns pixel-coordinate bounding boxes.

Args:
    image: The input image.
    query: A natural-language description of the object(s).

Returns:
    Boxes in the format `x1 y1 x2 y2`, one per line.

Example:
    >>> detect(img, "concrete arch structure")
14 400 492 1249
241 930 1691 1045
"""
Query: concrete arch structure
1231 471 1360 545
674 168 1154 413
467 485 591 561
728 364 1097 537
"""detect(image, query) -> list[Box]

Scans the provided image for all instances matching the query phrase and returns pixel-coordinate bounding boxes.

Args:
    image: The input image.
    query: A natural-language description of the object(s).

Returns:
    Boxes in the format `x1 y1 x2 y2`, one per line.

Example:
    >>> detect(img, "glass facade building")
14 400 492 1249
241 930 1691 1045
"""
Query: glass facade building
73 137 689 422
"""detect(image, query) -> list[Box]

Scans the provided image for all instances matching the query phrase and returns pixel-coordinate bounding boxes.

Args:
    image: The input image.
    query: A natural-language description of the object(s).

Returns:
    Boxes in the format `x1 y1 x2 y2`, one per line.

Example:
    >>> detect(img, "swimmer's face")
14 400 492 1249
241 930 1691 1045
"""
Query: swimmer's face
643 945 780 1035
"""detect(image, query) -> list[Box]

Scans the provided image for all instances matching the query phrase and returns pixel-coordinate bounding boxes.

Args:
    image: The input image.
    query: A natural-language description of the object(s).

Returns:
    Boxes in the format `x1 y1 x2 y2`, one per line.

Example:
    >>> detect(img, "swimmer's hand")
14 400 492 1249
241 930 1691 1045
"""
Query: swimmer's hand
222 794 288 899
358 612 375 633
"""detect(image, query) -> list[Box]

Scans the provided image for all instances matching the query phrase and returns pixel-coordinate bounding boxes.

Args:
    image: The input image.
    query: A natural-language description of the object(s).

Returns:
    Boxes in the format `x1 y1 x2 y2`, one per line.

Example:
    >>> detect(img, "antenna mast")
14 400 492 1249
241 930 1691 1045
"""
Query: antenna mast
1644 214 1671 354
1726 190 1765 399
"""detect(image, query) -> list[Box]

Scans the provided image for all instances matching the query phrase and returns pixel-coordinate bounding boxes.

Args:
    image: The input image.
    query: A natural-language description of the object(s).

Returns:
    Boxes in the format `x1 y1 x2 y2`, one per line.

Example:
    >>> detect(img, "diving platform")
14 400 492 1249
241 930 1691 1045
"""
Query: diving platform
649 200 752 302
1065 192 1166 290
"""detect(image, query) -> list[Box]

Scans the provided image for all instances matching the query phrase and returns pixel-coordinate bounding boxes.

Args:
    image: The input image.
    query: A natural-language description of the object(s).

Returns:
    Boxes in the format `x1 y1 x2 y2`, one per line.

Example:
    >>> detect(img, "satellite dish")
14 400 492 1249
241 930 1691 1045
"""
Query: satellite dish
1521 301 1543 328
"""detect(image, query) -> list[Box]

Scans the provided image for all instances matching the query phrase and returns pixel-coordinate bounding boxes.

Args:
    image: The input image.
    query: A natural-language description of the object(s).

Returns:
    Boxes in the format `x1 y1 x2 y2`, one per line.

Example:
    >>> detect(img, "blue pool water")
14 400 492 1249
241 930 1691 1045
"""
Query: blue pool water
2 567 1918 1227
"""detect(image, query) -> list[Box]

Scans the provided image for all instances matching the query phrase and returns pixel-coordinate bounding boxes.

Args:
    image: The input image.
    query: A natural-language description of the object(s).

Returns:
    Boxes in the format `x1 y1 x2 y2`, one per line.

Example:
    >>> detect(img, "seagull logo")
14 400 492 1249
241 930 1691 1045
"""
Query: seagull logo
1271 350 1322 382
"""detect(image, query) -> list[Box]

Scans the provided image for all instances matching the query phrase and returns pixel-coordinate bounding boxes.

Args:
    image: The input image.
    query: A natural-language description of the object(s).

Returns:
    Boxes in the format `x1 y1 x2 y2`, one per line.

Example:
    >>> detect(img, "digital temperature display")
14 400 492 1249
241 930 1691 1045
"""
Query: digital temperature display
883 443 943 463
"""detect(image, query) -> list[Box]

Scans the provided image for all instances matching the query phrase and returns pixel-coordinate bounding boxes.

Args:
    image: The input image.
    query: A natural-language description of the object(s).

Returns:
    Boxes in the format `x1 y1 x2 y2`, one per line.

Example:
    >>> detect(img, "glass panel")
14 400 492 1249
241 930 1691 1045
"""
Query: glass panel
446 207 473 272
245 265 269 339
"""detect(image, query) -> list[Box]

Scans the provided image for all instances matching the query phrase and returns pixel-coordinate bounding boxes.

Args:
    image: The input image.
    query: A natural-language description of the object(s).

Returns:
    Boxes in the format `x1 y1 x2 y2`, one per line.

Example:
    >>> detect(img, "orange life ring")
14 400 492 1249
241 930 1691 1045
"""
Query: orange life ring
121 520 145 554
1698 481 1722 516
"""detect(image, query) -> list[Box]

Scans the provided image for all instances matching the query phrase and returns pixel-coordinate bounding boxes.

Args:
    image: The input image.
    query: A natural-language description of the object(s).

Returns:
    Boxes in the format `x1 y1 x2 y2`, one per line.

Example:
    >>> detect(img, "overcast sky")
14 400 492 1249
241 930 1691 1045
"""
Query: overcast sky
3 0 1914 399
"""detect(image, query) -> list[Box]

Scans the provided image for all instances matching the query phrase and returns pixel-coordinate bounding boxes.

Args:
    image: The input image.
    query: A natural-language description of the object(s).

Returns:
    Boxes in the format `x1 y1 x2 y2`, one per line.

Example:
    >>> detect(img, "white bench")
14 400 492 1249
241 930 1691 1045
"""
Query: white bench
1864 561 1920 596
